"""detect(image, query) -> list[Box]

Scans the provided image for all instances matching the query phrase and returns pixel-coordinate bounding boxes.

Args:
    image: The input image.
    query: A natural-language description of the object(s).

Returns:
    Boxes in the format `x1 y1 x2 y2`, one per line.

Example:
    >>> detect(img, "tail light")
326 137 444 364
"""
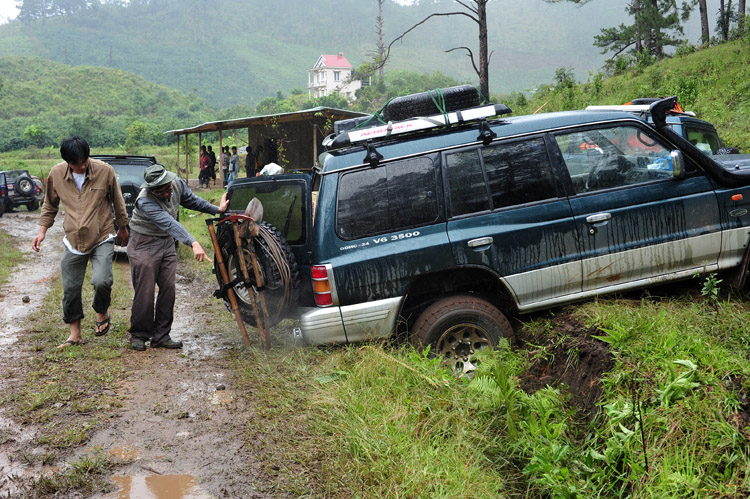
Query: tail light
311 265 333 307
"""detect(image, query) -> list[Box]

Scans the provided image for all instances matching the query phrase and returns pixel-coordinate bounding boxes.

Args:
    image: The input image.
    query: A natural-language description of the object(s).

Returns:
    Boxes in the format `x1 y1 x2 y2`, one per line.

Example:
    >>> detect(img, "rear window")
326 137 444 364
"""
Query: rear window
683 126 721 155
228 180 307 245
336 157 439 240
112 164 149 184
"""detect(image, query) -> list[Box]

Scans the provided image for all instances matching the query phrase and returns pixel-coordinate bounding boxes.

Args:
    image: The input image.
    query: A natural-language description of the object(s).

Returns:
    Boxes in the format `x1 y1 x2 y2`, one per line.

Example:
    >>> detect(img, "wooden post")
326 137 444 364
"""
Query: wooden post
176 133 181 179
312 124 318 171
207 221 252 347
231 222 270 349
219 130 223 186
184 135 190 182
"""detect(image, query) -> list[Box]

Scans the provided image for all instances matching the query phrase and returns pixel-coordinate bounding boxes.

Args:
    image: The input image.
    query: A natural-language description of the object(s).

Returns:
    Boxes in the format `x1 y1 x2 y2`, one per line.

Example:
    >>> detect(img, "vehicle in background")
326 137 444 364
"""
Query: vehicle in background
91 155 160 221
586 98 739 155
0 169 40 212
0 172 9 216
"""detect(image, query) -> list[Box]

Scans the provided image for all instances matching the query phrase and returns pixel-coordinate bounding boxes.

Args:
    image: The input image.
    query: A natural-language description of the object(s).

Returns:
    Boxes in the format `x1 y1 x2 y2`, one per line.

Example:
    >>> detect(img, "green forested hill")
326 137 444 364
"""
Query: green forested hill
0 0 627 109
0 56 212 150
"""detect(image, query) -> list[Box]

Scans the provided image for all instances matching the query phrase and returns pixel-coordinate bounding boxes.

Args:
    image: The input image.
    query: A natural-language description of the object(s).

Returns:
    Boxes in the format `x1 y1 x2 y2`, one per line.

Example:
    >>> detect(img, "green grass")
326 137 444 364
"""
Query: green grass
0 228 25 285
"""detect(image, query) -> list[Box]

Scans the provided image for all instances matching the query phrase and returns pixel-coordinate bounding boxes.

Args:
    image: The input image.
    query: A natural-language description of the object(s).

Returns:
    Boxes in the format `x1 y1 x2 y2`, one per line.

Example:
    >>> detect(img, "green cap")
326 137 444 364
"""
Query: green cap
141 164 177 189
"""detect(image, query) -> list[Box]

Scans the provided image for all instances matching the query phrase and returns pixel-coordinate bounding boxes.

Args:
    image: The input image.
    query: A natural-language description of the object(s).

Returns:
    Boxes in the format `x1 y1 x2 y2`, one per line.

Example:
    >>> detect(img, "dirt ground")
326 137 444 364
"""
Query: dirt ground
0 211 273 498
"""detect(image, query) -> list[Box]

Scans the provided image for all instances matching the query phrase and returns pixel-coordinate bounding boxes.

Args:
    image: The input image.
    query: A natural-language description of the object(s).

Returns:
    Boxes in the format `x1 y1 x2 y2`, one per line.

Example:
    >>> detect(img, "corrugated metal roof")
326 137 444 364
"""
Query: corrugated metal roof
165 107 365 135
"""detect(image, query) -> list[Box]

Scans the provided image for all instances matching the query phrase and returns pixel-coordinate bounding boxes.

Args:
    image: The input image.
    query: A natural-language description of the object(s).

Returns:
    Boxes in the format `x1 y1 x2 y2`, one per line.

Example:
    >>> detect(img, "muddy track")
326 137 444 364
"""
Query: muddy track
0 211 272 498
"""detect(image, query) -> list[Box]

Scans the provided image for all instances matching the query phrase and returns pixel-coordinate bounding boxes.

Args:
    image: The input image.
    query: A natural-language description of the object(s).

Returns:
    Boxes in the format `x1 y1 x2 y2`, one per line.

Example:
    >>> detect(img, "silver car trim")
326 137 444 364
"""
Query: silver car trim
297 296 404 345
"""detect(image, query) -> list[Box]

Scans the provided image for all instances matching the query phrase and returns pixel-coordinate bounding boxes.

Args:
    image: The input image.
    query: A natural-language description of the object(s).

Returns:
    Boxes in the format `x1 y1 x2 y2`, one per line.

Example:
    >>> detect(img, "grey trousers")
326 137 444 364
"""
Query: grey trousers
60 241 115 324
128 231 177 343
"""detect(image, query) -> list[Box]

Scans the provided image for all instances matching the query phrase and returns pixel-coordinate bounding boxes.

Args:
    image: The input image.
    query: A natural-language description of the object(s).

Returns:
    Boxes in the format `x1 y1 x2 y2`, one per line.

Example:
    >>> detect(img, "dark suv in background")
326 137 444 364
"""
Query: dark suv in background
218 87 750 371
92 155 160 220
586 98 739 155
0 169 40 213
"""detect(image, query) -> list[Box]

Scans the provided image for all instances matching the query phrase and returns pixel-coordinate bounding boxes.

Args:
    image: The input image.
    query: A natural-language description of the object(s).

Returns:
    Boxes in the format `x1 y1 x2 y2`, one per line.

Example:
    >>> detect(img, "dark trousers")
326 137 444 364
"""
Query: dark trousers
60 241 115 324
128 231 177 343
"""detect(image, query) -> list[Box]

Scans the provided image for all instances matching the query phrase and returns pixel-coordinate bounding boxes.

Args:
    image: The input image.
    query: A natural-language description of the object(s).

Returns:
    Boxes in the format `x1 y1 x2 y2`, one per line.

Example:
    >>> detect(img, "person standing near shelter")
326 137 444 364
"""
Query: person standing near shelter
207 145 217 186
228 146 239 185
31 136 129 349
198 145 209 188
245 145 257 178
127 164 229 351
221 146 230 187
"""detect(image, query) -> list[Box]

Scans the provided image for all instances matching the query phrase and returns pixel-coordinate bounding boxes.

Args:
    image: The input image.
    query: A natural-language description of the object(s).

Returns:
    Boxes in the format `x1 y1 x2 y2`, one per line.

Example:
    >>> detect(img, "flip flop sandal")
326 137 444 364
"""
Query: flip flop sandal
95 315 111 337
57 339 87 349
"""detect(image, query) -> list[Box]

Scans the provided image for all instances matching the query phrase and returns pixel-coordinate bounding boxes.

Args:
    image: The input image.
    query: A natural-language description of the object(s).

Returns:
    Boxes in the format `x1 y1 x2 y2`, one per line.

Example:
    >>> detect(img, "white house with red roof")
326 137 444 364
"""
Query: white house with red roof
307 52 362 101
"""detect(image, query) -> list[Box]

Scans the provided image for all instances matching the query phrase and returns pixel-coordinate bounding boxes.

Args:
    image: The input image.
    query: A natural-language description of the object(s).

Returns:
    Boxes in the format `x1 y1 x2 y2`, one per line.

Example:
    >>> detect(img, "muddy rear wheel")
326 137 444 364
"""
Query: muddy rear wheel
411 295 513 373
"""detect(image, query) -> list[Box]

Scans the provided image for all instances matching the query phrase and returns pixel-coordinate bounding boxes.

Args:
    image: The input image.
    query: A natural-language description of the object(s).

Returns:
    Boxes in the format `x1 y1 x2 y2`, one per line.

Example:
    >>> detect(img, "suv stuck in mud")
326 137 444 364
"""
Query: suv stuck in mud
216 88 750 371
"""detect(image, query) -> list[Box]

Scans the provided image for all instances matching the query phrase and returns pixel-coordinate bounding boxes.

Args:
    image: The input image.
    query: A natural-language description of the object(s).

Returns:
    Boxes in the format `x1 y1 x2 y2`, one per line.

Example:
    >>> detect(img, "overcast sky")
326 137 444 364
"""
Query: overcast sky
0 0 19 24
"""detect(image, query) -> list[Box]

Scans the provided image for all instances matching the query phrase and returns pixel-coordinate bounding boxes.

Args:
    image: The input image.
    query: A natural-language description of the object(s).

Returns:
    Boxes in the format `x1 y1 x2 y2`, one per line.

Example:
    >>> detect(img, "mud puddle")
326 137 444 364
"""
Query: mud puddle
112 474 210 499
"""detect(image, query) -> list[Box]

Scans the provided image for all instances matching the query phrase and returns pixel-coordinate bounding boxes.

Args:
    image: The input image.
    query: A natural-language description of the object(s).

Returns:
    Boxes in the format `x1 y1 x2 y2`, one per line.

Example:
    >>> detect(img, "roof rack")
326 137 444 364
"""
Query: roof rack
324 103 511 149
585 104 696 117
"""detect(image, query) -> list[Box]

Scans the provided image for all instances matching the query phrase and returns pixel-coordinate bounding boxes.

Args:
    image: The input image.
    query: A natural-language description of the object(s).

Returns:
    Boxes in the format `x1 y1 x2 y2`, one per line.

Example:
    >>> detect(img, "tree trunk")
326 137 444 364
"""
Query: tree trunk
634 0 643 54
739 0 746 36
477 0 489 102
376 0 385 82
719 0 729 41
698 0 710 45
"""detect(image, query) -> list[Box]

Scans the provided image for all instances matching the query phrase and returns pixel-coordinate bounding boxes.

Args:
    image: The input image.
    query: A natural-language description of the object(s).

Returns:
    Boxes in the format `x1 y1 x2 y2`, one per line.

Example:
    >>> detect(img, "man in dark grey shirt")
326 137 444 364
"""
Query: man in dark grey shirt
127 164 229 351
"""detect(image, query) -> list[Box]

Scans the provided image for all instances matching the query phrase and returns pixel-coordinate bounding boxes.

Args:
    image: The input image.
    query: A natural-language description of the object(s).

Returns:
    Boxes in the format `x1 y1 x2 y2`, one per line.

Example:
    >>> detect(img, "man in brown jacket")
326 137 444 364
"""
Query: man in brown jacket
31 136 129 349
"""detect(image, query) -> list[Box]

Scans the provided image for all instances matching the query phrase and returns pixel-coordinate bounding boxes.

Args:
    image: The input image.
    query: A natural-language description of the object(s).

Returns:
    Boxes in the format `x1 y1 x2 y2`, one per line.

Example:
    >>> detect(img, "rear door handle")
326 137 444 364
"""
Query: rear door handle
468 236 493 248
586 213 612 224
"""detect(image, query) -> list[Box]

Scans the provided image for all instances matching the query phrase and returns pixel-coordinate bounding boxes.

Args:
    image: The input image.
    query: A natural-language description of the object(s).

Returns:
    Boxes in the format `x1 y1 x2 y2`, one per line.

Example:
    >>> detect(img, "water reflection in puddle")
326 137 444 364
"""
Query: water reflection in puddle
113 474 210 499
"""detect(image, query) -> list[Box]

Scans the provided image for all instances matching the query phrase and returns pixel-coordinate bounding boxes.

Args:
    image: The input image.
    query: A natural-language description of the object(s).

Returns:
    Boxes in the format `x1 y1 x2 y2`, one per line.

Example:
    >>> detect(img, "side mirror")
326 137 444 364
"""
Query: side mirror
671 150 687 179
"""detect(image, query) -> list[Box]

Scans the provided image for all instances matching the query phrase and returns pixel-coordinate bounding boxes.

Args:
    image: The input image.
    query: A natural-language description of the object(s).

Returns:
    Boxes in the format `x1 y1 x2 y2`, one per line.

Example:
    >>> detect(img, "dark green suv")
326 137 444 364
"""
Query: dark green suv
219 89 750 371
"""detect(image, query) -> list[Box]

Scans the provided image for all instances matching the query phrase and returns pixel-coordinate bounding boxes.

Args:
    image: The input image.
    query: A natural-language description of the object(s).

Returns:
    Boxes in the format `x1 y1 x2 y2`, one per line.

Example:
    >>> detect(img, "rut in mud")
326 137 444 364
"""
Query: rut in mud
0 211 274 498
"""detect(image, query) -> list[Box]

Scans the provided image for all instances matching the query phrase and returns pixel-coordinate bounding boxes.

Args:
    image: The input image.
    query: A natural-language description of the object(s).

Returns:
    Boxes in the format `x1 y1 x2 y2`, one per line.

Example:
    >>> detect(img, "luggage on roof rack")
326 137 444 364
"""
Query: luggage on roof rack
324 103 512 150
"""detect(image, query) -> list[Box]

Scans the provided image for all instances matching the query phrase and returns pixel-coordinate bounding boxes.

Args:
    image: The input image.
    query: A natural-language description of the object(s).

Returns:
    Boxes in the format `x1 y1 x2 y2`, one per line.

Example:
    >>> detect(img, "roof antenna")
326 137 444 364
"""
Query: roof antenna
364 142 383 168
477 119 497 146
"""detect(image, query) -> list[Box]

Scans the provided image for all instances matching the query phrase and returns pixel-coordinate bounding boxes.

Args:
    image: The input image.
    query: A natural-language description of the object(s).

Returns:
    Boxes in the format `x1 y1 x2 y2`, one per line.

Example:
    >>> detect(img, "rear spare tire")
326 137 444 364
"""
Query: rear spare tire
216 220 298 329
411 295 513 373
15 175 35 196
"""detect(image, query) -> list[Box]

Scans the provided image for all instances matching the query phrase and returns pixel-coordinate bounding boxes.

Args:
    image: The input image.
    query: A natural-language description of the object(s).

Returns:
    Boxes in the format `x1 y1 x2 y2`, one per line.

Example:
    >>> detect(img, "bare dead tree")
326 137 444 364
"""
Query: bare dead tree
382 0 493 102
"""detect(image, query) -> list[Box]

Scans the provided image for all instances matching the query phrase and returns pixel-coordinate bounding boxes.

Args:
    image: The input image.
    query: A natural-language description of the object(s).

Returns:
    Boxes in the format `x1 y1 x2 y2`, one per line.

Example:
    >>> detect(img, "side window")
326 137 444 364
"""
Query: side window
336 157 439 239
445 137 556 217
555 125 673 194
483 138 556 208
445 150 490 216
